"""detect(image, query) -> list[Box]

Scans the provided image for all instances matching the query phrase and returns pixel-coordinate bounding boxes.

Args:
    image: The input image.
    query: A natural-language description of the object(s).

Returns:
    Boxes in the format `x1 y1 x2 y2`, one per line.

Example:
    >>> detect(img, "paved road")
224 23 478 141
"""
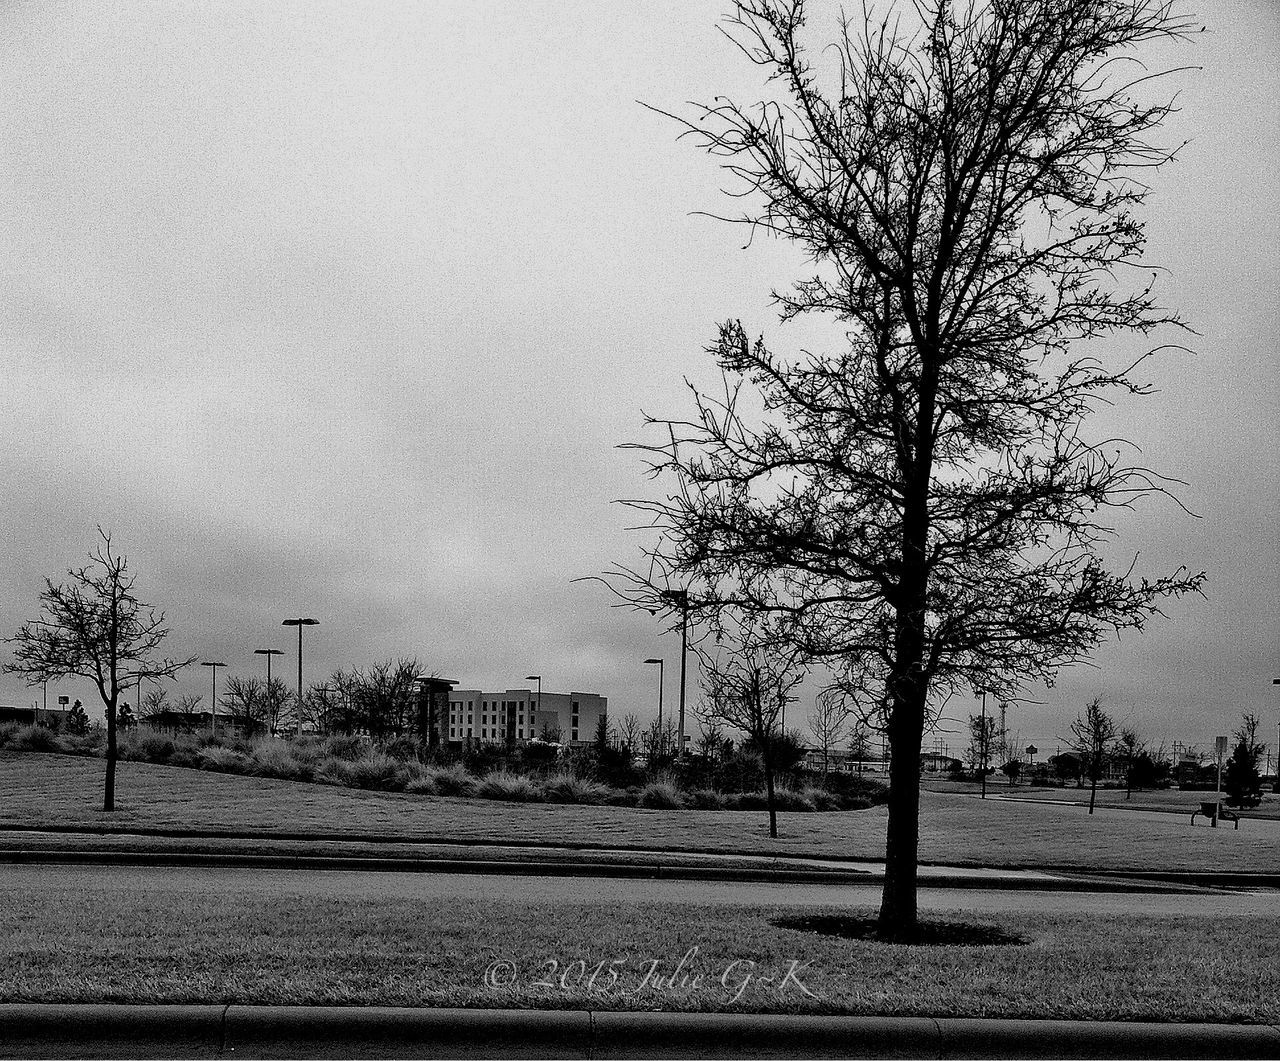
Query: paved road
7 863 1276 916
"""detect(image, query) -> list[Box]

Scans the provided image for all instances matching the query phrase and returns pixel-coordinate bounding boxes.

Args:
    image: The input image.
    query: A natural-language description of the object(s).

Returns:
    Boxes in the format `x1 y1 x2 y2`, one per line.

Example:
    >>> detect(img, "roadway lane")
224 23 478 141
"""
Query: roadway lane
3 863 1274 916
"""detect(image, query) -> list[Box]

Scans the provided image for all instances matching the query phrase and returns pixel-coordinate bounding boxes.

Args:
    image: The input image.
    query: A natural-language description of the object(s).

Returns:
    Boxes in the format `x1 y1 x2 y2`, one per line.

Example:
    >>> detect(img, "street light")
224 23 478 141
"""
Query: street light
254 648 284 685
200 661 226 735
648 590 691 757
282 618 319 738
644 658 664 734
525 675 542 741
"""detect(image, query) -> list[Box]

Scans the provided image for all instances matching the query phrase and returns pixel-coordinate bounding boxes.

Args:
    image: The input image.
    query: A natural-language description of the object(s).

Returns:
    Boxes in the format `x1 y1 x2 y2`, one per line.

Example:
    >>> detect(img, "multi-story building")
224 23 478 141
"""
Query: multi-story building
445 688 607 748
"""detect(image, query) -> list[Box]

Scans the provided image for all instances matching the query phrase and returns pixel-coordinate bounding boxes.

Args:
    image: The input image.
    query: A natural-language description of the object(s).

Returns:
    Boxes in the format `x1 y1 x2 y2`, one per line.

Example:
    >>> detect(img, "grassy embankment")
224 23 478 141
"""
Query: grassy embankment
0 868 1276 1021
0 723 878 812
4 752 1280 873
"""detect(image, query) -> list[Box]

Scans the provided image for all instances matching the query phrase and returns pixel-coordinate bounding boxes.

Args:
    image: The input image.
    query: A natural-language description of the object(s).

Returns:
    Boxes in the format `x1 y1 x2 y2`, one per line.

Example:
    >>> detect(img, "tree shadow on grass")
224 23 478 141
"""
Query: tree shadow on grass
772 914 1030 947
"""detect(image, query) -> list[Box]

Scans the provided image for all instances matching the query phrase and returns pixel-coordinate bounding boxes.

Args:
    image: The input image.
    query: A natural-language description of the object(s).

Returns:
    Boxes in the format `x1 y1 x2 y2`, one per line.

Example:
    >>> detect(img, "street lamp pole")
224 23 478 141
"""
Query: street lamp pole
200 661 226 736
673 590 689 759
255 648 285 735
644 658 664 753
282 619 319 738
254 647 284 686
525 675 542 740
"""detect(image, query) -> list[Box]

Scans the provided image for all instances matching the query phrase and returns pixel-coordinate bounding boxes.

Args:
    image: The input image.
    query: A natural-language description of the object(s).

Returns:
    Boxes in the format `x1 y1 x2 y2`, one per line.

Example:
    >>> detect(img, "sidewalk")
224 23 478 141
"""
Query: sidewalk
3 1004 1279 1059
0 826 1236 892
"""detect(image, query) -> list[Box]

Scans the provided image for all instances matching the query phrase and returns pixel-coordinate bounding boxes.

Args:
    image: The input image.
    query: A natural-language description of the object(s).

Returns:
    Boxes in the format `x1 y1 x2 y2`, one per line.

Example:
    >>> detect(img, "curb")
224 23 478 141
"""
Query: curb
3 1005 1280 1059
0 848 1208 893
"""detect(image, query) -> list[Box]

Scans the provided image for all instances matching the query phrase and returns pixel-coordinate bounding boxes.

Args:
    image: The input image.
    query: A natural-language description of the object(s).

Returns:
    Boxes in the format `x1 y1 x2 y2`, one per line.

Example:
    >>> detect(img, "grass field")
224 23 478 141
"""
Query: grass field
1 868 1277 1021
5 752 1280 873
926 778 1280 820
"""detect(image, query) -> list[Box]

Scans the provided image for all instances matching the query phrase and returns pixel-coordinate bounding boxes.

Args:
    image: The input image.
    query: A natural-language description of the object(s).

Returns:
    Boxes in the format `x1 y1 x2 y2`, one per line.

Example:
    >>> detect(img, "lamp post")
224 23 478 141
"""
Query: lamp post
282 618 319 738
255 649 284 734
525 675 542 740
644 658 664 754
200 661 226 736
1273 679 1279 791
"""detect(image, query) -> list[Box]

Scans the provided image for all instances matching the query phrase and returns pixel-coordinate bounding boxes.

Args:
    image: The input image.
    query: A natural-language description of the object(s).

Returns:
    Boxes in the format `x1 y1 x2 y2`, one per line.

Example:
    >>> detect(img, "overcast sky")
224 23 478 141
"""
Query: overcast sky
0 1 1276 756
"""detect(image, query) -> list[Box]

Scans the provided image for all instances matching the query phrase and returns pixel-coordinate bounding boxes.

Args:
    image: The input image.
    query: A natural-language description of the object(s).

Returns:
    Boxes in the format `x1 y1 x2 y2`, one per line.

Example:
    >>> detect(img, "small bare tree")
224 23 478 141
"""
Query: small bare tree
1114 726 1142 800
1071 697 1116 813
220 675 271 740
808 687 852 781
140 684 171 722
618 712 643 753
4 530 196 810
699 612 805 838
967 712 998 799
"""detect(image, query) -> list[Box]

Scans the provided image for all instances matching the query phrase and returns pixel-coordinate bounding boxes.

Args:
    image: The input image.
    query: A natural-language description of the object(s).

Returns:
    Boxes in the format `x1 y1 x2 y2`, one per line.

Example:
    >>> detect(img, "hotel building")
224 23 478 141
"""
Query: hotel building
445 688 607 747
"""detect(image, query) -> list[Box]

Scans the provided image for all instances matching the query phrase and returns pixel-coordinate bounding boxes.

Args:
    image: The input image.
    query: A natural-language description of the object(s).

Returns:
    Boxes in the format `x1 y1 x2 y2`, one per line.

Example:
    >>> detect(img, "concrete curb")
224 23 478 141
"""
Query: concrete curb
3 1005 1280 1059
0 847 1207 893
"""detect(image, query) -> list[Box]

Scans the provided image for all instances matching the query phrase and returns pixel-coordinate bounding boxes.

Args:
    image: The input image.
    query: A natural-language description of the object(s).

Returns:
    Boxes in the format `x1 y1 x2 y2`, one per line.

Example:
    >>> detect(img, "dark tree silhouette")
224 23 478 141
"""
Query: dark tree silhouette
1071 697 1116 813
1223 713 1264 809
601 0 1204 939
5 529 195 810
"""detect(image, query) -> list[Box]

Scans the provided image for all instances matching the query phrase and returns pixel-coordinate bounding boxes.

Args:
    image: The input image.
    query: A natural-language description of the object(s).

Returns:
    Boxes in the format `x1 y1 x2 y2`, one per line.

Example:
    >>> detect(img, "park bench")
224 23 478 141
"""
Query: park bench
1191 800 1239 829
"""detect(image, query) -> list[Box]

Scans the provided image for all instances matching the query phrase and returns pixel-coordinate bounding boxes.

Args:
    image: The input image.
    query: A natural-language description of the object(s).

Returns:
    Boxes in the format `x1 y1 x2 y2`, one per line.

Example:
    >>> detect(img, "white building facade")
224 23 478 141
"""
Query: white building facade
445 688 607 747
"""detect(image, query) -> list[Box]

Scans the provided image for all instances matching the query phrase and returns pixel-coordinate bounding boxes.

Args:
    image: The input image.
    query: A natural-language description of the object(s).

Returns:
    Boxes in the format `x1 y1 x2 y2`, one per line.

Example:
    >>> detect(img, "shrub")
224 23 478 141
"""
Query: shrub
346 752 409 792
383 736 423 762
771 787 817 812
128 734 176 764
405 772 439 795
685 787 726 810
725 791 770 811
604 787 639 806
322 734 364 760
198 746 250 773
7 724 65 753
0 723 19 748
540 772 610 805
315 756 356 786
422 763 478 797
249 739 312 782
638 781 684 809
477 770 540 802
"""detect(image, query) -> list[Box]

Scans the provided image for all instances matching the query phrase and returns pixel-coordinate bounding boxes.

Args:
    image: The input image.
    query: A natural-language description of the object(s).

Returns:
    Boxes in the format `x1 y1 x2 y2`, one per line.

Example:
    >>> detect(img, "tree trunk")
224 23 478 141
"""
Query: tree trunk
1089 768 1098 814
878 685 925 941
762 730 778 839
104 699 117 812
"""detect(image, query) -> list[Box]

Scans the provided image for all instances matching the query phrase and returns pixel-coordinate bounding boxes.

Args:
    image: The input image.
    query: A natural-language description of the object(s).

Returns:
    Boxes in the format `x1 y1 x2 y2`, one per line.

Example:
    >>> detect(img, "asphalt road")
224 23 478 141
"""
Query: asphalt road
6 863 1276 916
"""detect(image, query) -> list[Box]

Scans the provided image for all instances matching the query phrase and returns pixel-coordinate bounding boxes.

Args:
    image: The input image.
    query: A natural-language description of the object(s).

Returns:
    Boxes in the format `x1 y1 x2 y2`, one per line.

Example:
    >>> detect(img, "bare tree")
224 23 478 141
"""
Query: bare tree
1114 726 1142 800
140 684 171 722
967 712 997 799
261 677 293 737
808 686 852 780
357 658 423 740
173 693 203 725
1071 697 1116 813
618 712 643 753
220 675 271 740
699 611 805 838
4 529 196 810
602 0 1203 939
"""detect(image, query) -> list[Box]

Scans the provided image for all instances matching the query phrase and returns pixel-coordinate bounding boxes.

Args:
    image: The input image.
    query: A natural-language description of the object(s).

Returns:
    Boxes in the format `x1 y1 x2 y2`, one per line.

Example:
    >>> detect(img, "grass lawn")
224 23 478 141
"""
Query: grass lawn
927 778 1280 821
5 752 1280 873
0 871 1276 1022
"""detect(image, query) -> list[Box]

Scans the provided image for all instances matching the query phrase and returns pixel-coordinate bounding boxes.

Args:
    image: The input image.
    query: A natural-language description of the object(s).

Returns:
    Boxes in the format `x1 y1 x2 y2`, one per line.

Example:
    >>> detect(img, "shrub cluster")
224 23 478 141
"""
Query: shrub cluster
0 722 887 812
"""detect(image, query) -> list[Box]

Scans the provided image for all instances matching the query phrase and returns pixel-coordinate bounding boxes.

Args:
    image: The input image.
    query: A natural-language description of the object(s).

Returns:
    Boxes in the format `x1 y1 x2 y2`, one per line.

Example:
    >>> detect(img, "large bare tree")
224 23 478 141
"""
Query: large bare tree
5 529 195 810
607 0 1204 938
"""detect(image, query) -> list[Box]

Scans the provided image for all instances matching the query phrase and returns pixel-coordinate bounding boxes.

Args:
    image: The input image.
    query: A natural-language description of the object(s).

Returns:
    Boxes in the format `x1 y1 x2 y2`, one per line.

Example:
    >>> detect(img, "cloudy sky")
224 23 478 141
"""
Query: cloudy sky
1 1 1275 757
